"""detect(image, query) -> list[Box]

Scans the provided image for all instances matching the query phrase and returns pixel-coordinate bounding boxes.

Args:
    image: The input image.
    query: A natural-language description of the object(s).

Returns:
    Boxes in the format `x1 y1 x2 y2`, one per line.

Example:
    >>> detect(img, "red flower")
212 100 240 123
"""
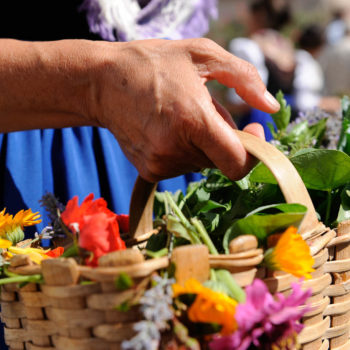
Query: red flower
46 247 64 258
61 194 126 266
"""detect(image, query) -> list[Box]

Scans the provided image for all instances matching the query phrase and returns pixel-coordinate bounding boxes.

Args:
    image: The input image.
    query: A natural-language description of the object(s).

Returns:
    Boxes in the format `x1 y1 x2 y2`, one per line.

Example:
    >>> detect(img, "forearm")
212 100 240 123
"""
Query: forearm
0 39 113 132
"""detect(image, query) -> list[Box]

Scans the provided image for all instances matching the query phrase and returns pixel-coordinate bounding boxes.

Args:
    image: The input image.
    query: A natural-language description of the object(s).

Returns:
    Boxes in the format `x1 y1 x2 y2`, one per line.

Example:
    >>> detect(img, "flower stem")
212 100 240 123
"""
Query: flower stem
191 217 218 255
164 192 170 217
165 192 190 227
210 269 216 281
215 269 246 303
0 274 42 285
165 192 201 245
179 182 201 210
146 248 168 258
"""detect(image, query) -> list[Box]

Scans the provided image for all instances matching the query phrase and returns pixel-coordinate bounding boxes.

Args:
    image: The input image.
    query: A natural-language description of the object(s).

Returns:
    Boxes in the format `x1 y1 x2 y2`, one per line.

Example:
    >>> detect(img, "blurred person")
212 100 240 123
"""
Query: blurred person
295 25 340 113
325 0 349 45
320 21 350 97
294 25 325 111
226 0 295 140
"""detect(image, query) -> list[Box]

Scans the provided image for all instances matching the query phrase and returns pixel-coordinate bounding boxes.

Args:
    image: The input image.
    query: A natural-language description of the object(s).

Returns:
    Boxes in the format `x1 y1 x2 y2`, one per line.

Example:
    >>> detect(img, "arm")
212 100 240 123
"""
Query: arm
0 38 279 181
0 39 101 131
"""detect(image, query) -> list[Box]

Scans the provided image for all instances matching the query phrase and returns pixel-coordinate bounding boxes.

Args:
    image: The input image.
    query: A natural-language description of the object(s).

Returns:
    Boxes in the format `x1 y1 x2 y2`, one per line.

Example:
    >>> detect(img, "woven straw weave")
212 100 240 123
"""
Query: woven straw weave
1 220 350 350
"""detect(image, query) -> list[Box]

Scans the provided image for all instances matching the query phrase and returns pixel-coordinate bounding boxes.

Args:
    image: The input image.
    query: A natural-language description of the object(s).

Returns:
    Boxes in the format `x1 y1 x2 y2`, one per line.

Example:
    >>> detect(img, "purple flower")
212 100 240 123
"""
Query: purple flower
209 279 311 350
79 0 117 41
80 0 218 42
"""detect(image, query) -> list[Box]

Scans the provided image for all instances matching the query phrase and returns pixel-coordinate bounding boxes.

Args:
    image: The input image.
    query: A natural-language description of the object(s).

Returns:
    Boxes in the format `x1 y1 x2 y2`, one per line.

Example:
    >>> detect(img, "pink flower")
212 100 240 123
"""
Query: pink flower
209 279 311 350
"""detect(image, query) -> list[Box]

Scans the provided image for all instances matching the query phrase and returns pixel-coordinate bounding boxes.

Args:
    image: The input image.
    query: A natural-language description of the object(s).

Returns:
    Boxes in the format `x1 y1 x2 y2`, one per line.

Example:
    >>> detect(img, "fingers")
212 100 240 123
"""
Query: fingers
210 99 265 179
188 38 280 114
241 123 265 169
243 122 265 140
212 97 237 129
191 104 255 181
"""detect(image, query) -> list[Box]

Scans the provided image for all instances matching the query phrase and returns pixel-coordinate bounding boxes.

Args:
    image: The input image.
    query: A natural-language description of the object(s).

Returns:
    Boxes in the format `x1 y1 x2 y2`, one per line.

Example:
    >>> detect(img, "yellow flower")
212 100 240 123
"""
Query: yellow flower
13 209 42 227
0 208 41 242
0 208 41 232
173 278 237 335
0 238 12 249
265 226 314 279
8 247 50 265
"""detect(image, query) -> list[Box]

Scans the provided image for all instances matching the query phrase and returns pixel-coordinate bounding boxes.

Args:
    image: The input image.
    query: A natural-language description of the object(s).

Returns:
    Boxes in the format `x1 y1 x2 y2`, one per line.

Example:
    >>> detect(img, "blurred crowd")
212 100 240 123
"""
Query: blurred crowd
218 0 350 139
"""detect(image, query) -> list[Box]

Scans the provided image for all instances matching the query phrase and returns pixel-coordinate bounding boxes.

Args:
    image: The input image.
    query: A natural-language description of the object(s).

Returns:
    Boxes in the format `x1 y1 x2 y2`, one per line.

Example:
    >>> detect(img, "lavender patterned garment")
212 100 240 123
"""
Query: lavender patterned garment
79 0 218 41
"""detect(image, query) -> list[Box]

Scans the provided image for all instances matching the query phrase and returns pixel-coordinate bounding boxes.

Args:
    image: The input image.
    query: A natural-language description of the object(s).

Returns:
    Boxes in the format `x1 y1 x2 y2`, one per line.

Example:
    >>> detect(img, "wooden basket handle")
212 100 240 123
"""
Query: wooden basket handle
129 130 320 239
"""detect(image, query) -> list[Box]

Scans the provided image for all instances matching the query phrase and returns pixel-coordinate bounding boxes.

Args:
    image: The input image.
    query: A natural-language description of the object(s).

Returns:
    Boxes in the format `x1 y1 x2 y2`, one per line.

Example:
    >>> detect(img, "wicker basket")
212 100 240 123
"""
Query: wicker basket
1 130 350 350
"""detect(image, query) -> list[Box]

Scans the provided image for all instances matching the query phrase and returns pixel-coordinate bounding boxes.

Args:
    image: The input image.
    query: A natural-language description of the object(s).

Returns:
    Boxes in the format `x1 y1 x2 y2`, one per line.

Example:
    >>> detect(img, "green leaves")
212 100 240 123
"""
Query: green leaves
153 92 350 252
271 90 291 133
222 203 307 253
268 91 327 154
115 272 134 291
337 96 350 155
291 150 350 191
337 184 350 223
251 149 350 191
280 118 327 151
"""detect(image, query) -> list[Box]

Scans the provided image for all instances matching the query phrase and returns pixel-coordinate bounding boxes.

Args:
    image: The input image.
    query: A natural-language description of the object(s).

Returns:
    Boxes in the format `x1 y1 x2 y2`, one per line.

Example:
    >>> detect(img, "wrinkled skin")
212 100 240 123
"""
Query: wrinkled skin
0 38 279 181
94 38 279 181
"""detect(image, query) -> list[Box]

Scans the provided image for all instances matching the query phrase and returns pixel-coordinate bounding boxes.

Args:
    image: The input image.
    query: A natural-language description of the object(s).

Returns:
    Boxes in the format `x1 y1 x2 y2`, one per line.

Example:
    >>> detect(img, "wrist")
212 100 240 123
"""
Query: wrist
86 40 130 129
33 39 103 128
0 39 105 131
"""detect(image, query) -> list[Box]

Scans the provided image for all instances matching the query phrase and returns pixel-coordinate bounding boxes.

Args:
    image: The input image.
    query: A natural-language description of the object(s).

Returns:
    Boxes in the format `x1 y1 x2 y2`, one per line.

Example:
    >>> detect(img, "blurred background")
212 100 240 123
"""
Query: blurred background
205 0 350 139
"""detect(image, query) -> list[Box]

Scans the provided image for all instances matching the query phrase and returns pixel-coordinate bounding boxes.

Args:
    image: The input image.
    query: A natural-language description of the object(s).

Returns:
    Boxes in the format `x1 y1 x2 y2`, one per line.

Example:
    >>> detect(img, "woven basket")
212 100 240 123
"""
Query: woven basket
1 130 350 350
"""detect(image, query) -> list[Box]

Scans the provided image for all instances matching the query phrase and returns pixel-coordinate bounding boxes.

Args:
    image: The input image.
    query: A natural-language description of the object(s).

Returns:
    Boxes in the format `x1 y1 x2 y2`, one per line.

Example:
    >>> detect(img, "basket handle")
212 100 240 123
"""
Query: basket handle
129 130 319 239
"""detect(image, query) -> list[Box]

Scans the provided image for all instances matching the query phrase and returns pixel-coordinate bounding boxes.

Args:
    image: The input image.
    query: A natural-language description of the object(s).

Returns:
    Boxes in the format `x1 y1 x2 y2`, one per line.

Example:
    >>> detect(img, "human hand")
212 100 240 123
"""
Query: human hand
91 38 280 182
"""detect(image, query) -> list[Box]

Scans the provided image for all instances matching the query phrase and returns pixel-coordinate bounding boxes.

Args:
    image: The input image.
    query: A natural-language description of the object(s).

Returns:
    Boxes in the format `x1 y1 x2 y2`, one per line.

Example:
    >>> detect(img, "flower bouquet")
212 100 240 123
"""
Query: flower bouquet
1 93 350 350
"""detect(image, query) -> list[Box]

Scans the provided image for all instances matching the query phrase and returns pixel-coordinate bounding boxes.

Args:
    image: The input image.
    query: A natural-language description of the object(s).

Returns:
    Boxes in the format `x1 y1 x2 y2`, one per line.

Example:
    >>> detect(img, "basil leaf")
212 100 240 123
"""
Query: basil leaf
291 149 350 191
250 149 350 191
246 203 307 216
223 211 306 253
145 231 168 252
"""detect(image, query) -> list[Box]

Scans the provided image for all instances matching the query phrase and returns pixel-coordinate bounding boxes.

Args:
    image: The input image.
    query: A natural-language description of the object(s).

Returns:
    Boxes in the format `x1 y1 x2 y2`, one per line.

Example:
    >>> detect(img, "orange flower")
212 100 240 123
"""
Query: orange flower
0 208 41 237
61 194 126 266
173 278 237 335
265 226 314 279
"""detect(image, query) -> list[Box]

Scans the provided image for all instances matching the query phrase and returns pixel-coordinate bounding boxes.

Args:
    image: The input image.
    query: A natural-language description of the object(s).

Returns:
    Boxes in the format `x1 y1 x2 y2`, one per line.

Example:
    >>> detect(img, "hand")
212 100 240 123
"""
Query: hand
0 38 279 182
93 38 280 181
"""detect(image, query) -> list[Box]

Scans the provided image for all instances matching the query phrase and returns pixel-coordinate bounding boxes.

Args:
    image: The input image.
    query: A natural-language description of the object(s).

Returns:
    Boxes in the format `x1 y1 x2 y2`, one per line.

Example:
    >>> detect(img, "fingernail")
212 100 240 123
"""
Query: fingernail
264 90 280 110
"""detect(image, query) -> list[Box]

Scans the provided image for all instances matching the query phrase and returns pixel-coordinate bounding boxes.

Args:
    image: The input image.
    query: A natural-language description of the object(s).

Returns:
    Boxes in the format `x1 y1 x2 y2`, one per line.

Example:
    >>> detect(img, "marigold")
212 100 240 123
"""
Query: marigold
173 278 237 335
265 226 314 279
0 208 41 238
0 238 12 249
